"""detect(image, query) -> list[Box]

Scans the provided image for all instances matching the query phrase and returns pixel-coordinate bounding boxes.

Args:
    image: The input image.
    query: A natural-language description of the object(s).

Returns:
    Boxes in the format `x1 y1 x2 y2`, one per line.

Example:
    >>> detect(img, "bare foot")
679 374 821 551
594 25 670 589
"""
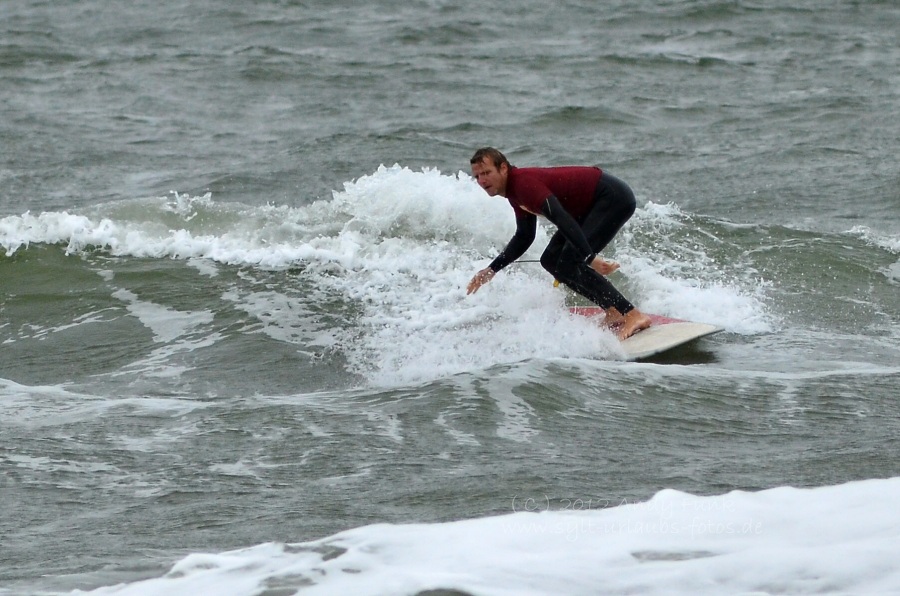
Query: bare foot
617 309 652 340
604 307 626 328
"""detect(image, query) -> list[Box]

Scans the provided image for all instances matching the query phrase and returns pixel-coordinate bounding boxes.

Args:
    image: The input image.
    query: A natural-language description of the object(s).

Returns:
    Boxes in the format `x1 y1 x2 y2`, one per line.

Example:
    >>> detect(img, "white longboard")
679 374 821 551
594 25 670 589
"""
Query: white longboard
570 307 723 361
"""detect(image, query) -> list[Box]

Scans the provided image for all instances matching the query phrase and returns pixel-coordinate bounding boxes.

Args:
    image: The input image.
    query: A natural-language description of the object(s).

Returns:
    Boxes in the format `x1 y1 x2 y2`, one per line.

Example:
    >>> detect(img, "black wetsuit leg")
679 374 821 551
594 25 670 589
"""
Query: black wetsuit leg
540 173 637 313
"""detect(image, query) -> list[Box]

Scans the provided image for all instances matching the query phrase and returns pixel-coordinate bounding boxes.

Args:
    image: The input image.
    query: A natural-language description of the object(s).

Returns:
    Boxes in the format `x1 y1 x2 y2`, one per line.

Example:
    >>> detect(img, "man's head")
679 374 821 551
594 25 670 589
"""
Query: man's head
470 147 510 197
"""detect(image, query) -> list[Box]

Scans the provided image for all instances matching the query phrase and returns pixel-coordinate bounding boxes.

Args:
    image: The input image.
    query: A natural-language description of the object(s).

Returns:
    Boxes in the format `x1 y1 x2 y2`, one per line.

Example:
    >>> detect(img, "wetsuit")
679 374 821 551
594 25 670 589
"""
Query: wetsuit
487 166 636 314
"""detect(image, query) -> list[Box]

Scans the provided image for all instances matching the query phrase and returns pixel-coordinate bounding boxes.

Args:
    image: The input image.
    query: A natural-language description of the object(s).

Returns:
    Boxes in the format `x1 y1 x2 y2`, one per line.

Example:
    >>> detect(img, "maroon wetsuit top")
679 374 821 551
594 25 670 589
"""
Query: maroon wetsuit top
505 166 602 220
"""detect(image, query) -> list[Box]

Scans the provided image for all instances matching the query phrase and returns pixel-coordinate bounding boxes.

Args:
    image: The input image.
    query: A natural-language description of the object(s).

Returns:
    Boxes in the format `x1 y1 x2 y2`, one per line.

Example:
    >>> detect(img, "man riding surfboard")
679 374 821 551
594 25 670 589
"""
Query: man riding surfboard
466 147 651 340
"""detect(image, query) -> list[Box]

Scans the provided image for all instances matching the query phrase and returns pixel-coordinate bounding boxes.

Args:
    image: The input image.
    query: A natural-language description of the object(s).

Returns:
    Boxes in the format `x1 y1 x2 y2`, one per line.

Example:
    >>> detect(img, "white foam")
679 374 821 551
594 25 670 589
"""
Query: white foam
107 288 221 377
1 166 772 382
887 261 900 285
10 309 114 342
187 257 220 277
847 225 900 287
112 289 213 344
0 378 209 428
73 477 900 596
847 225 900 254
208 461 261 479
221 288 337 353
616 201 773 334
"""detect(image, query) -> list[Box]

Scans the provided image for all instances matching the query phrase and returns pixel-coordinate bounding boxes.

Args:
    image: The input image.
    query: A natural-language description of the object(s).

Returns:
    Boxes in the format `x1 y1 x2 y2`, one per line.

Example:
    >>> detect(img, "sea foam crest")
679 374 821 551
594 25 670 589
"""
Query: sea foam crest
73 477 900 596
330 164 515 246
1 166 772 381
847 225 900 254
615 200 772 334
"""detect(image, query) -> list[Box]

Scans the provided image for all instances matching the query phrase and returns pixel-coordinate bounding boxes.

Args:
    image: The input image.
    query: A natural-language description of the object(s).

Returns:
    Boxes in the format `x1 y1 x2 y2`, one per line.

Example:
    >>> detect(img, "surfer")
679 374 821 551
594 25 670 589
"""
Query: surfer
466 147 651 340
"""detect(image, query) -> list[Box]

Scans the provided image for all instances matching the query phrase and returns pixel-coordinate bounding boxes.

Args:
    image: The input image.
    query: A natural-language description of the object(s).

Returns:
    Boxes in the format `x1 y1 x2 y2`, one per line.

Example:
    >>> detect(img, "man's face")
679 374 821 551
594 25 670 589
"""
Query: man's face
471 157 507 197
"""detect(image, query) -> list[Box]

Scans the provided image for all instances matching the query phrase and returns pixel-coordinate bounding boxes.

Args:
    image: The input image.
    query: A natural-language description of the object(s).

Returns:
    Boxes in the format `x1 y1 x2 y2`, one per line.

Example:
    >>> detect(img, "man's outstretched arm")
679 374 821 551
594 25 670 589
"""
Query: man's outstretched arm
467 214 536 294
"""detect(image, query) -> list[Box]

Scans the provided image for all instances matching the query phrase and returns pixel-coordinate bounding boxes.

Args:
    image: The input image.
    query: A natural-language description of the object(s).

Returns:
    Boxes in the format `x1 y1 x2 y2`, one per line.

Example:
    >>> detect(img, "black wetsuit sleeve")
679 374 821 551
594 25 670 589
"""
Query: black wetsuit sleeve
541 195 595 263
488 214 536 272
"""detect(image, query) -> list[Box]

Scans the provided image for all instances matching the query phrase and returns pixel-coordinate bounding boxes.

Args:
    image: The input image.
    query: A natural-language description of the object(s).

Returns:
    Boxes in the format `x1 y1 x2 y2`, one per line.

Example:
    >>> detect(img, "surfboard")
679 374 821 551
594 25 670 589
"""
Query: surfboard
569 306 723 361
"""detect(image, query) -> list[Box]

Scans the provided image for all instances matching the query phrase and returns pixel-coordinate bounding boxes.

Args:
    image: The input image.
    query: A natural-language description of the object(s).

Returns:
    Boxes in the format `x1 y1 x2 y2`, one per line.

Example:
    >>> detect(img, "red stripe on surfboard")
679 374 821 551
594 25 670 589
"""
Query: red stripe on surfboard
568 306 685 326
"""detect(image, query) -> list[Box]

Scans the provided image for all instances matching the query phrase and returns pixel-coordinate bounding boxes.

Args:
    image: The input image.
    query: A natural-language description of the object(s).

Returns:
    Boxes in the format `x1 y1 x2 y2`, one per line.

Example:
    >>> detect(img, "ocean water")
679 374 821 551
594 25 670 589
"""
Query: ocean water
1 1 898 595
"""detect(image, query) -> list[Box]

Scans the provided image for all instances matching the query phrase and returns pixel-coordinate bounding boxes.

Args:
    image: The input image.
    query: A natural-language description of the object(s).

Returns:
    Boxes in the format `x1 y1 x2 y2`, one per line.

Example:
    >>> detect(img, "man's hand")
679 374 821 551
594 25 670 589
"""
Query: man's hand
466 267 495 295
589 257 620 276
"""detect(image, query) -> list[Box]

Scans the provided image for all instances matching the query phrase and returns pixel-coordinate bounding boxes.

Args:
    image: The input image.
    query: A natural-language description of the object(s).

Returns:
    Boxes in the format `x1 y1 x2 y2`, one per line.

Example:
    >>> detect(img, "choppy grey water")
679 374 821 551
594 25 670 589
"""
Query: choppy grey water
2 1 899 594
